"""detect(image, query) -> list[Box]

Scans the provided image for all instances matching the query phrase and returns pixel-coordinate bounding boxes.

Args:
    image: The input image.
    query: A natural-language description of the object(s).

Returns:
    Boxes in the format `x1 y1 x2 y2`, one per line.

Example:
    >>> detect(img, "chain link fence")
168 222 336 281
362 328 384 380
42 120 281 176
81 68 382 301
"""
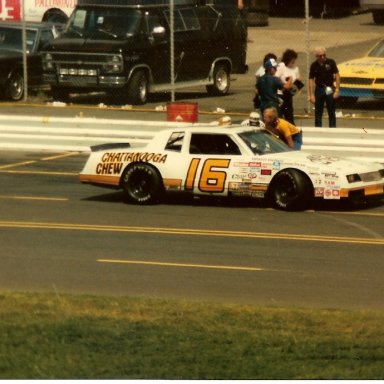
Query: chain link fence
7 0 384 121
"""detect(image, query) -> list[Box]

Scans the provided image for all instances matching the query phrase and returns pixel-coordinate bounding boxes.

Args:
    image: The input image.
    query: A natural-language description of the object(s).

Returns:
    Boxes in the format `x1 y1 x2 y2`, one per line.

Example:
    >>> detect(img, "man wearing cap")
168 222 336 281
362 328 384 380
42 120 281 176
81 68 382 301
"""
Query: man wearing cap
255 58 293 118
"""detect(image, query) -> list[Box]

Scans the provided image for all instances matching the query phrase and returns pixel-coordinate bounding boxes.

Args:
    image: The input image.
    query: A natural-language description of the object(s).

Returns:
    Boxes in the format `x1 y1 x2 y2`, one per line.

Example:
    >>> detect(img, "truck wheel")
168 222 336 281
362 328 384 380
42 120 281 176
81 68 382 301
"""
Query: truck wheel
5 72 24 101
206 64 230 96
127 70 148 105
268 169 313 211
122 163 163 204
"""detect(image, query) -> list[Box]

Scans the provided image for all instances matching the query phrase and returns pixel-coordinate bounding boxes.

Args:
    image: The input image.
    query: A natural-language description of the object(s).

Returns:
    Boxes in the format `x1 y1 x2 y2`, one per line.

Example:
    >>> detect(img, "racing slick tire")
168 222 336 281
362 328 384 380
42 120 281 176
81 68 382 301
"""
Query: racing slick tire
206 64 230 96
268 169 313 211
122 163 163 204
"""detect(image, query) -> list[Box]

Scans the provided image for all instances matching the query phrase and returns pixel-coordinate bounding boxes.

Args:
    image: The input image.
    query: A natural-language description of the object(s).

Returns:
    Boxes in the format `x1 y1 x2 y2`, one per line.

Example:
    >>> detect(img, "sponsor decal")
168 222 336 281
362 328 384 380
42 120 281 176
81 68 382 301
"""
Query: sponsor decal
307 155 340 165
249 162 261 167
95 152 167 175
314 187 324 197
232 174 249 180
261 169 272 176
272 161 281 170
234 162 249 167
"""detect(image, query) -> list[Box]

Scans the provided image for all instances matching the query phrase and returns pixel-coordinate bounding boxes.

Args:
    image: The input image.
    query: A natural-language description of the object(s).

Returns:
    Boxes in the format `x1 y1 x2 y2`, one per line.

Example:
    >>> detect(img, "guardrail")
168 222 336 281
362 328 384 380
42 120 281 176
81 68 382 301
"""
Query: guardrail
0 115 383 164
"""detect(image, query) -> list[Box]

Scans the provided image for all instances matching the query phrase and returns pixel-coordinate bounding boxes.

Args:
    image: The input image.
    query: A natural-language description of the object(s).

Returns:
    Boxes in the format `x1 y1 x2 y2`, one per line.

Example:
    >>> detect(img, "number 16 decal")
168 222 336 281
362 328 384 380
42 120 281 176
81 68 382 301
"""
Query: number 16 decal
185 158 230 193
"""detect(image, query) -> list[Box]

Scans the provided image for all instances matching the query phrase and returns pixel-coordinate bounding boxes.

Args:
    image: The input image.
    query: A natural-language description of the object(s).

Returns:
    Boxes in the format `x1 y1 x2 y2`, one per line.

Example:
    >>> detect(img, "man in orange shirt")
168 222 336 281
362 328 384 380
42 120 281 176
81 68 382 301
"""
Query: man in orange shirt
263 107 302 150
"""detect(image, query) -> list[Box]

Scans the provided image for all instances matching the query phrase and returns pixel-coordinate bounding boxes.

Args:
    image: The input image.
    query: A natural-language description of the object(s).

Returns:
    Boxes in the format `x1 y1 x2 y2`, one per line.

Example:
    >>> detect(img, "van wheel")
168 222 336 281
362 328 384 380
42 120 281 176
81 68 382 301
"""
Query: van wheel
268 169 313 211
5 72 24 101
127 70 148 105
122 163 163 204
206 64 230 96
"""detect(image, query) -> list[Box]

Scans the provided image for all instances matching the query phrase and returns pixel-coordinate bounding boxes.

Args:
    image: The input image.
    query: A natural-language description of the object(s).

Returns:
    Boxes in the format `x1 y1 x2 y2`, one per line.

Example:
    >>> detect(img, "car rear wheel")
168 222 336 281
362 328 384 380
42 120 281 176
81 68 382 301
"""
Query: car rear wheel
5 72 24 101
122 163 163 204
206 64 230 96
268 169 313 211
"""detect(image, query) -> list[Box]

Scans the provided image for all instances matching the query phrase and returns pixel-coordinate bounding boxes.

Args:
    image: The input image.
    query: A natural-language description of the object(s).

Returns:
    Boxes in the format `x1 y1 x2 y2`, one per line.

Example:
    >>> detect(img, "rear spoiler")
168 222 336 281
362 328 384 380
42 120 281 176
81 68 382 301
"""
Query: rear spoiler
91 143 131 152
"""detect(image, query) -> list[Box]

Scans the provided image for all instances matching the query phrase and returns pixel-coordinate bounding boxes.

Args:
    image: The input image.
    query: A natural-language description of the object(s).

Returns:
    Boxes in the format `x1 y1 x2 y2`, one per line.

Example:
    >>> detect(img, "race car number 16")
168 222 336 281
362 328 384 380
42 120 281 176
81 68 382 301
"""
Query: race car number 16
185 158 230 193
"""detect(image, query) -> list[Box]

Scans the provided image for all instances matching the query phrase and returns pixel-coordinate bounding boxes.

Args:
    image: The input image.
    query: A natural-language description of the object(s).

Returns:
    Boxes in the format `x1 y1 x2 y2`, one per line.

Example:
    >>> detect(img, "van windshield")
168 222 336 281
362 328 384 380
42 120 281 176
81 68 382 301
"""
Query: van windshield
65 8 142 39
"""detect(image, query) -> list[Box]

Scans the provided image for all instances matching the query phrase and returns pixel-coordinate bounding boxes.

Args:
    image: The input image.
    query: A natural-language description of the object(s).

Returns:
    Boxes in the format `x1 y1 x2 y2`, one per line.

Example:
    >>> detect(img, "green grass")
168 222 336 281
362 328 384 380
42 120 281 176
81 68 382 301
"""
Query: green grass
0 292 384 379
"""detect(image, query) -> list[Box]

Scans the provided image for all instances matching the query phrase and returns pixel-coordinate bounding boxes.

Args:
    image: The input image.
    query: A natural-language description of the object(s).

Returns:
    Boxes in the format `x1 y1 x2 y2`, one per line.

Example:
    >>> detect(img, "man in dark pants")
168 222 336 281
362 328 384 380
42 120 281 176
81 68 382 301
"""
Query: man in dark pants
309 47 340 128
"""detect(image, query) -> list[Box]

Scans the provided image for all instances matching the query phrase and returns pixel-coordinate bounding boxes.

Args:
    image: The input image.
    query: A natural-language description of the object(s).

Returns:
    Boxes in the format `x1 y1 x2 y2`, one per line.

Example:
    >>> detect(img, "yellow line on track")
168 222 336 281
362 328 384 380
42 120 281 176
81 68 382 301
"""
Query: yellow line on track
0 170 77 176
0 161 36 169
0 220 382 245
97 259 264 272
0 196 68 201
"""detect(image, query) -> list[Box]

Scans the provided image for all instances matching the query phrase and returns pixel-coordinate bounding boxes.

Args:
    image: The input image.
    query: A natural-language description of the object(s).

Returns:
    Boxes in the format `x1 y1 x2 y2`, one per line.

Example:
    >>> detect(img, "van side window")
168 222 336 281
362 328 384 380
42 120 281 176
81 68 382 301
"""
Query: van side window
164 8 200 32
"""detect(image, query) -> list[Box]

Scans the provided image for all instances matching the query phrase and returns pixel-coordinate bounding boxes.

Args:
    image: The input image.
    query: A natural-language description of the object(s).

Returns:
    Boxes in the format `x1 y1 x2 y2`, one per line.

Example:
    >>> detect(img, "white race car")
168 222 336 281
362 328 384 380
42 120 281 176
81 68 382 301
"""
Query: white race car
80 126 384 211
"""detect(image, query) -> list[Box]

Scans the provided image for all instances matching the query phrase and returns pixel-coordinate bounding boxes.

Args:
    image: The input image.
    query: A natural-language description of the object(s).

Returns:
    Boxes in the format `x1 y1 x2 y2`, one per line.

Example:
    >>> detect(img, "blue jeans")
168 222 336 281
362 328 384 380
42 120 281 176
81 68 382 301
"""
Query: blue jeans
315 87 336 128
292 131 303 150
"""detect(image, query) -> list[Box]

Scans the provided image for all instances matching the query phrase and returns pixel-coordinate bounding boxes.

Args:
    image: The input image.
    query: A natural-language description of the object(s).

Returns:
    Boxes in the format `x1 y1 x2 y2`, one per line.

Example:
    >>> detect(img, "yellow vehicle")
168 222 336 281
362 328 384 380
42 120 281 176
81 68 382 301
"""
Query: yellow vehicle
339 39 384 102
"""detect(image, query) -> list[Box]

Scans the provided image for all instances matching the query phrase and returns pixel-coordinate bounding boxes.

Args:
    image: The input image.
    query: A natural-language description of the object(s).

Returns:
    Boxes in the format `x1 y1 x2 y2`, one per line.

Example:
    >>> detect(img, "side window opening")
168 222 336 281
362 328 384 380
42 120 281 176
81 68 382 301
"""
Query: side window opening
165 132 185 152
189 134 241 155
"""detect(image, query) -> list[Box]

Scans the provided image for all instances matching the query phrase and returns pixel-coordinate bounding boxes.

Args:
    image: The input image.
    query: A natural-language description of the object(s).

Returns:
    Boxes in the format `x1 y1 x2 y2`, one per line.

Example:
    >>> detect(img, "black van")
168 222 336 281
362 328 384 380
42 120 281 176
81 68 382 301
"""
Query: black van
42 0 248 104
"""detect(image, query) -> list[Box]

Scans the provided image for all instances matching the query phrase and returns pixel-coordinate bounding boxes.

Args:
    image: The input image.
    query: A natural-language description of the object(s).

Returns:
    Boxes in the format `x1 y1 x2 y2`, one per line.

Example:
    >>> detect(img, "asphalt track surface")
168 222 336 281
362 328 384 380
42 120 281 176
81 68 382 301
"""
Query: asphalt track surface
0 151 383 310
0 13 383 310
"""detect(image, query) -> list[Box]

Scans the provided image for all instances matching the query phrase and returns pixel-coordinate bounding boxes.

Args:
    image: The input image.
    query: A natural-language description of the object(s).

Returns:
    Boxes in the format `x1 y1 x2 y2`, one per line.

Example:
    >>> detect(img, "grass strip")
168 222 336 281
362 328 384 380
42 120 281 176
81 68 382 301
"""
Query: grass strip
0 292 383 379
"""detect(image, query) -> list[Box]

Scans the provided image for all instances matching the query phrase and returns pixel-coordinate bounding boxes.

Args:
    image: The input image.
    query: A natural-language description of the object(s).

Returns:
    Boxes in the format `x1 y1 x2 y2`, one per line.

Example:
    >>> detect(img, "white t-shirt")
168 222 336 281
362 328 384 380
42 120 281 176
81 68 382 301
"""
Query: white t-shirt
275 62 300 95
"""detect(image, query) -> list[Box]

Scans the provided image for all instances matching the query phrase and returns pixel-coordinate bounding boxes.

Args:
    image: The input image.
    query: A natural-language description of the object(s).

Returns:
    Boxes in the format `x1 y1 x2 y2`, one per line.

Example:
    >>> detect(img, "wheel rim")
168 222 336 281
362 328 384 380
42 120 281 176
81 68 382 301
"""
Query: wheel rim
215 69 229 92
128 170 152 200
138 76 147 103
274 174 298 206
9 74 24 100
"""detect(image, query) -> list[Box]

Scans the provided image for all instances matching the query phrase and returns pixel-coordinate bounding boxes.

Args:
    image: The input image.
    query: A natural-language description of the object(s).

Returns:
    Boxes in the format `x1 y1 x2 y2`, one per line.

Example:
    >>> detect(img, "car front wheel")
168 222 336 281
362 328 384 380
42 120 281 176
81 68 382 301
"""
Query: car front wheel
268 169 313 211
5 72 24 101
122 163 163 204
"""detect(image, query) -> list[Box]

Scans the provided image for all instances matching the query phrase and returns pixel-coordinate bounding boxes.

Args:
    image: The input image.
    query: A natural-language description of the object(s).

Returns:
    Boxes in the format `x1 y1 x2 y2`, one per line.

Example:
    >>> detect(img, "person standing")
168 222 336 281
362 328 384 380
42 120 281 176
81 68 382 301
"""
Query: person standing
255 58 292 117
276 49 300 124
309 47 340 128
263 107 302 150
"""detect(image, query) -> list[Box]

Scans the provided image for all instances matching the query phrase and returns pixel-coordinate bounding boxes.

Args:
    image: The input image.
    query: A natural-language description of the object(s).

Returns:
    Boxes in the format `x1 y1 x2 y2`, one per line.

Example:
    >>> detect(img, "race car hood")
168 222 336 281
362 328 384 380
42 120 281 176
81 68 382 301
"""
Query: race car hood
268 150 382 174
338 57 384 78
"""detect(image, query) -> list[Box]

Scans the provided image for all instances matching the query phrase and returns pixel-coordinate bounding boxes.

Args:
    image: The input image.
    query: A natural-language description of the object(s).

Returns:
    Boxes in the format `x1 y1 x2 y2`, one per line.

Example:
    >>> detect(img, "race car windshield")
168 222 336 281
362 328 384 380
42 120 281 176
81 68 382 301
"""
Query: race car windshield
238 129 292 155
368 40 384 57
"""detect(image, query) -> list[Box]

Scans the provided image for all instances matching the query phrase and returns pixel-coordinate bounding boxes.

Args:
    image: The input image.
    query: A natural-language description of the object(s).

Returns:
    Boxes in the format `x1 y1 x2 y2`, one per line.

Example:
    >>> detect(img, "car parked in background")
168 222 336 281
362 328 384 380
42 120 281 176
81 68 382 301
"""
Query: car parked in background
339 39 384 103
0 21 58 101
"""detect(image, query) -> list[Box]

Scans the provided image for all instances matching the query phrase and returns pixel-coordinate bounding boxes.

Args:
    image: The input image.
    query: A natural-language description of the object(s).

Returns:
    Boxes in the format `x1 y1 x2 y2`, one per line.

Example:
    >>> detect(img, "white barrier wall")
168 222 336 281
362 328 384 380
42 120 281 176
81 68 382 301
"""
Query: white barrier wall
0 115 383 164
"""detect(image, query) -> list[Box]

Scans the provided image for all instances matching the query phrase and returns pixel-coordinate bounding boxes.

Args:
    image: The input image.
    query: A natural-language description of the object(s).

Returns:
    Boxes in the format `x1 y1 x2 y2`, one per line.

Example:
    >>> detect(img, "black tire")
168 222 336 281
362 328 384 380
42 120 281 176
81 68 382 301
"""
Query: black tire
127 70 148 105
122 163 163 204
5 71 24 101
268 169 313 211
206 64 230 96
